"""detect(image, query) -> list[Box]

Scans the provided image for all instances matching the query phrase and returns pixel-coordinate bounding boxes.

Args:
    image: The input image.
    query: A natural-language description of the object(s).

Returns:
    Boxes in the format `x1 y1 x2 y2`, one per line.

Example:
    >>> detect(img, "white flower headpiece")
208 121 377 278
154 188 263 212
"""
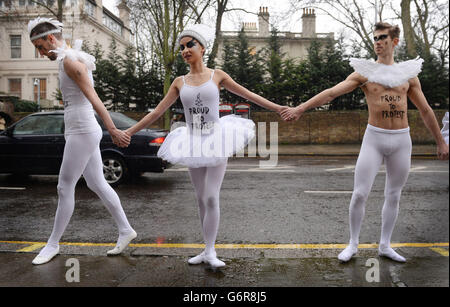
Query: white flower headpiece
178 24 215 48
28 17 64 41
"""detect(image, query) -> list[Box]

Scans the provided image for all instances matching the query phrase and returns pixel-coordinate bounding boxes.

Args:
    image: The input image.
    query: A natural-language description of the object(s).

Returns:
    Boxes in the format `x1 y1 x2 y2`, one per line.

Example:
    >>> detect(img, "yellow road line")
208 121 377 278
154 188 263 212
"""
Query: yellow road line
430 248 449 257
16 243 45 252
0 240 448 250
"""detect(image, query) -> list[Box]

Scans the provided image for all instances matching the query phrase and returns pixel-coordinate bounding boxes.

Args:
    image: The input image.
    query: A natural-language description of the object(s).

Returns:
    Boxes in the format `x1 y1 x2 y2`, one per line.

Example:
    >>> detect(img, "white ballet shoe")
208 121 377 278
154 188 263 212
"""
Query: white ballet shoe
204 254 226 268
379 247 406 263
32 245 60 265
107 230 137 256
338 245 358 262
188 251 206 265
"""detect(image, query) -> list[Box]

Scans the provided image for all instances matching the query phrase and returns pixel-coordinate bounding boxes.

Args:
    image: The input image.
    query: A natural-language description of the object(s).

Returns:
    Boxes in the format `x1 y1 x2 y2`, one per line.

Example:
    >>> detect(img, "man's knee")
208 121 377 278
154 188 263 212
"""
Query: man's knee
351 190 369 207
204 194 219 209
384 189 402 206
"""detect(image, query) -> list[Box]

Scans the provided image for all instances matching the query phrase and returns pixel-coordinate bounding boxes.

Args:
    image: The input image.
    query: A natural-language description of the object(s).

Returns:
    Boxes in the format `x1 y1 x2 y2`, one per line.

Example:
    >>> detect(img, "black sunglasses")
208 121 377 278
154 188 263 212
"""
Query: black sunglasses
373 34 389 42
180 39 196 51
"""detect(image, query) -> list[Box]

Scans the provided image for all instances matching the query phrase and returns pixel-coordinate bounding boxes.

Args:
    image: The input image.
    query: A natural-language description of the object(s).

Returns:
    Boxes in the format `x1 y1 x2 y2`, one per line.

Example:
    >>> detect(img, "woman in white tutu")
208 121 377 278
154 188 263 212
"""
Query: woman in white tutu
125 24 285 268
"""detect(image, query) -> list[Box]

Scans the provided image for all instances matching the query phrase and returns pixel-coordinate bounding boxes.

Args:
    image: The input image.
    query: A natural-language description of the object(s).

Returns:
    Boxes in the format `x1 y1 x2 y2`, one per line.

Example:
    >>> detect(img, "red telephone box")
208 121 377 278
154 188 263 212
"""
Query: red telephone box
234 103 251 119
219 103 234 117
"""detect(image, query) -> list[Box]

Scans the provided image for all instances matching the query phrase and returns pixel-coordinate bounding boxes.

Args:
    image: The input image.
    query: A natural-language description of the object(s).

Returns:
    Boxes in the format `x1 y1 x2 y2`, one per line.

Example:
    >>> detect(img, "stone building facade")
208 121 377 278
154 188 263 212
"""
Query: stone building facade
216 7 334 65
0 0 132 108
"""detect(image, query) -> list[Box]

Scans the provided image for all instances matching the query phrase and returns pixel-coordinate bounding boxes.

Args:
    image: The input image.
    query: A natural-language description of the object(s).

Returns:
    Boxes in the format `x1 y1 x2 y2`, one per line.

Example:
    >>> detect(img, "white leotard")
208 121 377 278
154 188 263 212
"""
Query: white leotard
55 42 101 135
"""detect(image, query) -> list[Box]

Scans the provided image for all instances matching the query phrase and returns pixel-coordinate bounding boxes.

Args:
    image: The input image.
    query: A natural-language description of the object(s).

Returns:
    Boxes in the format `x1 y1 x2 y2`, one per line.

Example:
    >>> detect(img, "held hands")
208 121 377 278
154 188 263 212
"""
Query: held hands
437 143 449 160
110 128 131 148
279 105 304 122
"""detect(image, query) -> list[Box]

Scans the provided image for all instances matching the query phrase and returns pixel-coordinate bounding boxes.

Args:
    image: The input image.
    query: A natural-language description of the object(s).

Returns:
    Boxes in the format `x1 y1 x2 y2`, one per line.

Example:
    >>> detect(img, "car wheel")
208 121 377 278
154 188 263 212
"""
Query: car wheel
102 154 128 186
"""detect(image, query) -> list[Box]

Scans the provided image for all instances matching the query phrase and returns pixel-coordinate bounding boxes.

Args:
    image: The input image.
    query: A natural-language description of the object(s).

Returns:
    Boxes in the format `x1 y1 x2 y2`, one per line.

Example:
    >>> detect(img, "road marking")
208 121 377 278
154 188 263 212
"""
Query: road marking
430 247 449 257
16 243 45 252
304 191 353 194
166 168 295 173
1 240 447 250
326 166 355 172
0 187 26 191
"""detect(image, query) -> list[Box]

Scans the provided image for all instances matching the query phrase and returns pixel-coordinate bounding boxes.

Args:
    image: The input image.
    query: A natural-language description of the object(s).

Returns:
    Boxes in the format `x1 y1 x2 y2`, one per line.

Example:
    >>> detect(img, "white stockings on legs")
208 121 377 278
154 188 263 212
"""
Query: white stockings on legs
32 130 136 265
338 125 411 262
187 161 227 268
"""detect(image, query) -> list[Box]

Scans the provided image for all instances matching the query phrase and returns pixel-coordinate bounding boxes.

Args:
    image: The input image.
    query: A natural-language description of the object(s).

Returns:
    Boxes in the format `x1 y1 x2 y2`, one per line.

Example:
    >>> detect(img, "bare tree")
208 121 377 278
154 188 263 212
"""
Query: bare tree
207 0 228 67
32 0 65 22
288 0 393 58
401 0 417 58
206 0 262 67
128 0 213 128
393 0 449 60
0 0 65 20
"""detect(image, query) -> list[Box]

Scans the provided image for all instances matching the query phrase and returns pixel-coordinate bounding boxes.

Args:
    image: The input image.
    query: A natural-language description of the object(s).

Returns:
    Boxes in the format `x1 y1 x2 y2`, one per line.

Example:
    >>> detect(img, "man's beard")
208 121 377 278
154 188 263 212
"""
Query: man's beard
48 53 57 61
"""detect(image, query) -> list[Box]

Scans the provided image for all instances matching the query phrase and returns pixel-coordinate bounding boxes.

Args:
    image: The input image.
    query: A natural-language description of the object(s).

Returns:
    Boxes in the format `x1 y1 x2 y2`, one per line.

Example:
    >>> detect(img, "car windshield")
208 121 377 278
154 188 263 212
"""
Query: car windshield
108 112 138 129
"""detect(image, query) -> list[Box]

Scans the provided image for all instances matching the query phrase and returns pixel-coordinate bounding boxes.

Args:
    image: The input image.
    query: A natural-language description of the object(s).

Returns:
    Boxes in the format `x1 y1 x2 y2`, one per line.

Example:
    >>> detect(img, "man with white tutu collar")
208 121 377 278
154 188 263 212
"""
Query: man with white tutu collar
282 22 449 263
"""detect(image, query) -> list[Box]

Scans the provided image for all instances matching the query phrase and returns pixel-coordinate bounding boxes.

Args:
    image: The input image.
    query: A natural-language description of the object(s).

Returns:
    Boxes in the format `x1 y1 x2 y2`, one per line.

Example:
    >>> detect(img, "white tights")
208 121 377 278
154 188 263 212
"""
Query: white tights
38 130 134 257
339 125 411 262
188 161 227 257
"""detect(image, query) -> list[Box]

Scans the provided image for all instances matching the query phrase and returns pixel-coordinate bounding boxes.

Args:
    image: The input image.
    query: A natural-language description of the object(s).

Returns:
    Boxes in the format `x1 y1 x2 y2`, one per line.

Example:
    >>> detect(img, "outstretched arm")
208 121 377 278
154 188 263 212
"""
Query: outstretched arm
408 77 449 160
64 58 130 147
125 78 182 136
216 69 285 113
281 72 363 121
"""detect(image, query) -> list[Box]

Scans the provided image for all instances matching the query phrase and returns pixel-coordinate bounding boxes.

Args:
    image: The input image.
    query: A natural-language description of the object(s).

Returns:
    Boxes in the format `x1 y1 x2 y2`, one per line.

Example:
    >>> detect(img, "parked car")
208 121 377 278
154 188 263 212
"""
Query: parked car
0 111 170 186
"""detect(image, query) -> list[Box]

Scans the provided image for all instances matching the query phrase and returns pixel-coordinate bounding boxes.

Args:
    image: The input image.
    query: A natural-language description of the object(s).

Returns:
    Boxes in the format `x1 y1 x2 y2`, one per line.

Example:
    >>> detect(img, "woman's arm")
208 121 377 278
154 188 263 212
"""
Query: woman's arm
216 69 284 113
126 77 182 136
64 58 130 147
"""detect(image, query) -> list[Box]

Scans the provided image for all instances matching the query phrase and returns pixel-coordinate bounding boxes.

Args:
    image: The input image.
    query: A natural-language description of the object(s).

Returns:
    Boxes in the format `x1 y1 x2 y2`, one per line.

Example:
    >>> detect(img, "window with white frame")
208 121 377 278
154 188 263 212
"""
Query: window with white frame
85 0 96 17
34 78 47 101
103 13 123 36
10 35 21 59
0 0 13 8
8 79 22 98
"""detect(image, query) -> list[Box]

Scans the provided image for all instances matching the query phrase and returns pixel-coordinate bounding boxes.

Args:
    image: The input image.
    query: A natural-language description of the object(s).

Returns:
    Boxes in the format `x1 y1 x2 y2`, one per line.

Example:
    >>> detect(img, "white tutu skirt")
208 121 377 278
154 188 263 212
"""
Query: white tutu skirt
157 115 255 168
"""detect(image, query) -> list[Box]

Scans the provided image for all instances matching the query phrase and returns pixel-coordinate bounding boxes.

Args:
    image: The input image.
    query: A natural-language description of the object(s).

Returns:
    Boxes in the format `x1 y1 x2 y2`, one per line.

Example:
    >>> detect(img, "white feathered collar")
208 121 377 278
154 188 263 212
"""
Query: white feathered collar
349 57 423 88
51 40 96 71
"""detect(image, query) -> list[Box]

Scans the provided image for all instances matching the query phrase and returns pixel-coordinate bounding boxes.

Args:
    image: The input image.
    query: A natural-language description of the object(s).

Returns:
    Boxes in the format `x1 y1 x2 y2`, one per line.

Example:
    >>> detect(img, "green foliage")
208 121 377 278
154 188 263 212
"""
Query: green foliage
396 42 449 110
12 98 39 112
83 40 164 112
304 38 365 110
220 28 265 106
79 30 447 114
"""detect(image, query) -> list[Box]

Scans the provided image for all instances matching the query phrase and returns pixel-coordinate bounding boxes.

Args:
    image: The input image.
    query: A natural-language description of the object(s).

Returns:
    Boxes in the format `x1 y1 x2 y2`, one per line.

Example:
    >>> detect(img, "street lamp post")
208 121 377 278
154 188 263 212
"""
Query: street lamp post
34 78 41 112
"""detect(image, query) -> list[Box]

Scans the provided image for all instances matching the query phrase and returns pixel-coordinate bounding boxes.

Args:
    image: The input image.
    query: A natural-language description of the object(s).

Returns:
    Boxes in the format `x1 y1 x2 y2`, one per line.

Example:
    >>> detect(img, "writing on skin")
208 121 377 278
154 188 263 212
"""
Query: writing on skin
381 95 405 119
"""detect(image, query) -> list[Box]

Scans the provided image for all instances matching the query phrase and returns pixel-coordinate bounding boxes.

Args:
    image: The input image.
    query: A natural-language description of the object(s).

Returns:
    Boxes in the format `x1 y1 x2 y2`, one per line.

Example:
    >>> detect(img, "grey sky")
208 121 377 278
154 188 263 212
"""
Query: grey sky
102 0 402 43
102 0 342 33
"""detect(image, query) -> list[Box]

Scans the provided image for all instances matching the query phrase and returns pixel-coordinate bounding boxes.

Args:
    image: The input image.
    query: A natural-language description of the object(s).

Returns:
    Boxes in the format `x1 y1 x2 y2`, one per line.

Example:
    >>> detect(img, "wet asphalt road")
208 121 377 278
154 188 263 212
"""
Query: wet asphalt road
0 156 448 288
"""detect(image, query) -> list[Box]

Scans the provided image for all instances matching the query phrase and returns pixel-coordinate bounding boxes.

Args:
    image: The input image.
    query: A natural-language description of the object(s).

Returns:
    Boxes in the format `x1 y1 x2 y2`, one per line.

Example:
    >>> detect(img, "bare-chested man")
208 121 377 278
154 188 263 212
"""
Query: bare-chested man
281 22 449 263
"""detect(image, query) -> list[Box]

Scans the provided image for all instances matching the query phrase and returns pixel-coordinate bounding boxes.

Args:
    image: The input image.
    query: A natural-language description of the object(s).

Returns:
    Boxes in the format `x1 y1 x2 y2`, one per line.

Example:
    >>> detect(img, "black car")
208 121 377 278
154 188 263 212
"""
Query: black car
0 111 170 185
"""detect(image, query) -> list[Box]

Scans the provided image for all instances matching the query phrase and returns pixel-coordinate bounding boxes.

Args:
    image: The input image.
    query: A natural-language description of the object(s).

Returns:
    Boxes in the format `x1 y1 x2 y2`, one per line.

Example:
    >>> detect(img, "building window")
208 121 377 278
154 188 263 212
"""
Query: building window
85 0 96 17
0 1 13 8
10 35 21 58
9 79 22 98
103 13 123 36
67 0 78 7
34 78 47 101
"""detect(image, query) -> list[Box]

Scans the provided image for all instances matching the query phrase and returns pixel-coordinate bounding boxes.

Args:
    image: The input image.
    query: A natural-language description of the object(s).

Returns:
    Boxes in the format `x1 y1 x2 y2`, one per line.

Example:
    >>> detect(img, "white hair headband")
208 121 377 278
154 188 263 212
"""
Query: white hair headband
28 17 63 41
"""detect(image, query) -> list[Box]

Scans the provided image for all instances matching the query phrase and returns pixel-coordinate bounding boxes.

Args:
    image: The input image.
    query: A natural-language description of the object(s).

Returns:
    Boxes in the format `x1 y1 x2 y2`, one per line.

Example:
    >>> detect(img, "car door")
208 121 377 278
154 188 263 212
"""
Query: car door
9 114 65 174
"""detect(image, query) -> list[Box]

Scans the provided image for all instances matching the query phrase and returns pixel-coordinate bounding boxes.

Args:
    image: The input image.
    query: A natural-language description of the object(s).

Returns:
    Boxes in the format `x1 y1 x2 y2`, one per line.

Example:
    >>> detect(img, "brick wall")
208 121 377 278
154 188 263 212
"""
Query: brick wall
251 110 448 144
12 110 447 144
